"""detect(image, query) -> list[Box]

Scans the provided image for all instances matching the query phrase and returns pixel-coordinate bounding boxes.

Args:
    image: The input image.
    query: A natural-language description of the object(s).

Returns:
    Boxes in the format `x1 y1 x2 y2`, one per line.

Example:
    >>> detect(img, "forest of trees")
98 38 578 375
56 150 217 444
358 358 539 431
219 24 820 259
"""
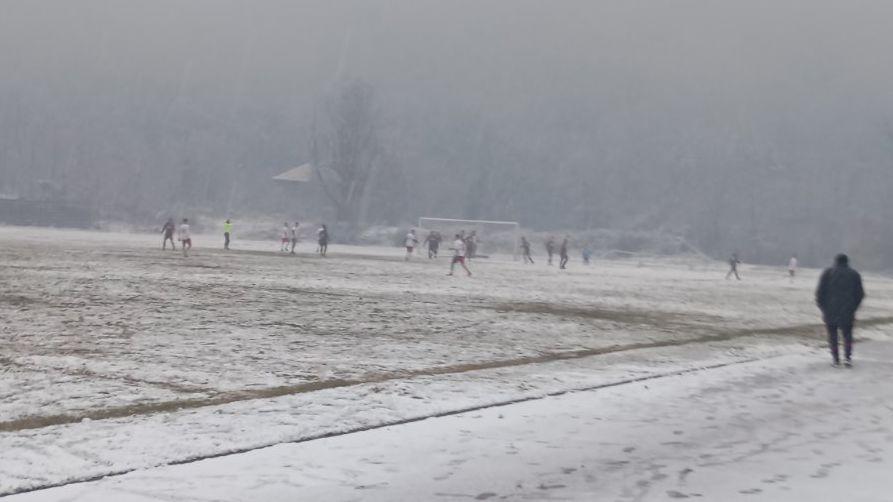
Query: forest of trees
2 1 893 268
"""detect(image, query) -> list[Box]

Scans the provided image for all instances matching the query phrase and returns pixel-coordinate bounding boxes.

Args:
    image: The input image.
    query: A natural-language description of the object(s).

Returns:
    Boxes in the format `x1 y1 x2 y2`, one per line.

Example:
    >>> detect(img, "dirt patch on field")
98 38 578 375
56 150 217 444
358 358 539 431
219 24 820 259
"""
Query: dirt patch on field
6 315 893 434
0 294 45 307
484 302 724 329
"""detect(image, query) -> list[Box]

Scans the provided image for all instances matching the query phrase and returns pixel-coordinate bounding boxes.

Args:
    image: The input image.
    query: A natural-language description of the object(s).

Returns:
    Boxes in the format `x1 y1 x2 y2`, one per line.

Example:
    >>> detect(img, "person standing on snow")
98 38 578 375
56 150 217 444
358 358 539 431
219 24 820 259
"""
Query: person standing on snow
448 234 472 276
788 254 799 281
223 219 233 250
178 218 192 257
424 230 442 259
520 236 534 264
559 236 570 269
725 253 741 280
465 231 478 262
162 218 177 251
280 223 290 252
317 224 329 257
545 237 556 266
290 222 299 254
816 254 865 368
404 229 419 261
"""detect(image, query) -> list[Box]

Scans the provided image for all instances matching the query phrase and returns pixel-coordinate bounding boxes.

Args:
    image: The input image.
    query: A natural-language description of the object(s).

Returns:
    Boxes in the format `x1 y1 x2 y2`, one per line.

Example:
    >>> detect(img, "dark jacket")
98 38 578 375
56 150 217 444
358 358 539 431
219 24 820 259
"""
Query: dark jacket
816 264 865 325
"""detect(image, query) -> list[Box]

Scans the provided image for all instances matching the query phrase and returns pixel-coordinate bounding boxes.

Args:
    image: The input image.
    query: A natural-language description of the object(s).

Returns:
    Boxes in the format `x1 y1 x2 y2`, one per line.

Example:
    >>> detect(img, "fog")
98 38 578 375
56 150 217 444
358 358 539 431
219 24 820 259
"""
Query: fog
2 1 893 267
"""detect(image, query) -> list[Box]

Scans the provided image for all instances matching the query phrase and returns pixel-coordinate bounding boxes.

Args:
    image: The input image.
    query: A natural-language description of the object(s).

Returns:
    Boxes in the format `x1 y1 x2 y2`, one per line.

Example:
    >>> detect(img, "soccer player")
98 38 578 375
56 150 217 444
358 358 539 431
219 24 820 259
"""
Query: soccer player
520 236 534 264
545 237 556 265
448 234 472 276
290 222 299 254
424 231 442 259
465 231 478 262
162 218 176 250
280 223 290 252
223 219 233 250
559 236 569 269
405 229 419 261
317 224 329 257
582 246 593 265
725 253 741 280
178 218 192 257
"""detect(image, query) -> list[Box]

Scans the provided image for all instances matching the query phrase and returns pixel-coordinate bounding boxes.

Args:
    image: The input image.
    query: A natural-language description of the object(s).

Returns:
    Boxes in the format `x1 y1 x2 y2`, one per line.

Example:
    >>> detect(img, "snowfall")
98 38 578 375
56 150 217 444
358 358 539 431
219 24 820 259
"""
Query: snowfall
2 226 893 501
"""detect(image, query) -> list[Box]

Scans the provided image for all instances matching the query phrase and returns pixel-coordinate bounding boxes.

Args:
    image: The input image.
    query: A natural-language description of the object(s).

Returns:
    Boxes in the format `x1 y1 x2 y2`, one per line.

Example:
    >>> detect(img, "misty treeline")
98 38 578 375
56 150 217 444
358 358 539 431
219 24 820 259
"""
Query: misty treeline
2 1 893 268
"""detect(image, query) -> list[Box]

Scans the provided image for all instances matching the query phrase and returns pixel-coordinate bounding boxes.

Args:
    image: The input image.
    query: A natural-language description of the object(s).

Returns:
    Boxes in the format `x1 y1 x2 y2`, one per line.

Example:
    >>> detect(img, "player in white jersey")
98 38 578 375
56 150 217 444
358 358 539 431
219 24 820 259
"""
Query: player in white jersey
788 254 799 281
280 223 290 252
178 218 192 257
290 222 299 254
405 229 419 261
448 234 472 276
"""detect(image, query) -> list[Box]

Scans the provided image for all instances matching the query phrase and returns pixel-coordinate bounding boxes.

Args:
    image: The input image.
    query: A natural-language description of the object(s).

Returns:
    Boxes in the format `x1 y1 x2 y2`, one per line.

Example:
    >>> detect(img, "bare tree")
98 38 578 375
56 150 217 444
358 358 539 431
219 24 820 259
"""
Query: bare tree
313 80 381 224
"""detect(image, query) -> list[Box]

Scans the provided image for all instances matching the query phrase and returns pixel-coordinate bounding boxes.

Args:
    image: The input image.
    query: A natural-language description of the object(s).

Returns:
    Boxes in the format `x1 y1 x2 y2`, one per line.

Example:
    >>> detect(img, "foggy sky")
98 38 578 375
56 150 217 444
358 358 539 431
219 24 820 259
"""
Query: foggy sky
3 1 893 266
5 1 892 127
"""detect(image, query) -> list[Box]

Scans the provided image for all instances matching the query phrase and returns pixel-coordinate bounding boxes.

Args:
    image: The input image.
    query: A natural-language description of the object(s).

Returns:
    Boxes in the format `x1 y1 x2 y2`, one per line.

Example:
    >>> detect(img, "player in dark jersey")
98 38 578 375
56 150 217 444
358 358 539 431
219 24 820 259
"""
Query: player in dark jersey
162 218 176 250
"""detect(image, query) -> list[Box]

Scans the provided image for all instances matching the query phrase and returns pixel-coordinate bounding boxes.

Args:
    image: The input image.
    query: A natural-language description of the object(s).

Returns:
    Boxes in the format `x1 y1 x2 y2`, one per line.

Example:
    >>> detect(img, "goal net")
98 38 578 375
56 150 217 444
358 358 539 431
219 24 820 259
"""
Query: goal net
417 217 520 260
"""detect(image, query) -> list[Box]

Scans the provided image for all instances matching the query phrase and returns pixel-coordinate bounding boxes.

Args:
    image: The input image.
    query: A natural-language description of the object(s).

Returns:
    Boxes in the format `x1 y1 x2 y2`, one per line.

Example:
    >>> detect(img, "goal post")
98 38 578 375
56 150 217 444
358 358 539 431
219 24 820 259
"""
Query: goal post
417 217 521 260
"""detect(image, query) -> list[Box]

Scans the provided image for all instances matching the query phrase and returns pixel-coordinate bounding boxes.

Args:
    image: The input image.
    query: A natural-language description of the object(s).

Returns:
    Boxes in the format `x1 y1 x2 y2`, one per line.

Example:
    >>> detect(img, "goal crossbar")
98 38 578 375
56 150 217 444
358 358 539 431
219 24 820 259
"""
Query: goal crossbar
418 217 519 226
417 217 521 260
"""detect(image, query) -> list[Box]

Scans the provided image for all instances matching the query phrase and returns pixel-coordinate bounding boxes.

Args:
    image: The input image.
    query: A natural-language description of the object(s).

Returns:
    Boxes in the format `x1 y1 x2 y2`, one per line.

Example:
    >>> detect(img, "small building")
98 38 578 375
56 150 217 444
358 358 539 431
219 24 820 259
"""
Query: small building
272 163 316 184
272 163 338 221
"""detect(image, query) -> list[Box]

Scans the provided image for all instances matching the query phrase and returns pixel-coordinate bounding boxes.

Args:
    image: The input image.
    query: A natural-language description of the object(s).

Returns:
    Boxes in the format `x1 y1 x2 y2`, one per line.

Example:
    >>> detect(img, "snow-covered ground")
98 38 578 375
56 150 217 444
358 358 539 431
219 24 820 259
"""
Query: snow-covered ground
11 342 893 502
1 226 892 499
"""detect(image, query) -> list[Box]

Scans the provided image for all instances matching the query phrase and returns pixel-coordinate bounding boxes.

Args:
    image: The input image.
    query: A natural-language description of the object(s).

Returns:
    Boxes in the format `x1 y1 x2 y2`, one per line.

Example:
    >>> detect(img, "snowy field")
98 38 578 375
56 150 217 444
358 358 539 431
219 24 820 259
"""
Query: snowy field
12 344 893 502
2 226 893 500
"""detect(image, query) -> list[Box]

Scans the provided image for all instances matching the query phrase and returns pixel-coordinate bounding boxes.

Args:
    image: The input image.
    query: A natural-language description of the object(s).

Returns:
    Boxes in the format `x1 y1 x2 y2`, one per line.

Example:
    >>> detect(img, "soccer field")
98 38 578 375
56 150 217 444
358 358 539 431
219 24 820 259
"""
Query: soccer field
2 226 893 497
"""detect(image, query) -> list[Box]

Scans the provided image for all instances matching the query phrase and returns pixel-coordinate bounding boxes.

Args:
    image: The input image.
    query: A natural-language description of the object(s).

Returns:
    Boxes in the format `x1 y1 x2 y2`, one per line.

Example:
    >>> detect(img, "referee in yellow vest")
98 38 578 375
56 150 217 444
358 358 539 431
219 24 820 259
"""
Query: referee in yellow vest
223 219 233 250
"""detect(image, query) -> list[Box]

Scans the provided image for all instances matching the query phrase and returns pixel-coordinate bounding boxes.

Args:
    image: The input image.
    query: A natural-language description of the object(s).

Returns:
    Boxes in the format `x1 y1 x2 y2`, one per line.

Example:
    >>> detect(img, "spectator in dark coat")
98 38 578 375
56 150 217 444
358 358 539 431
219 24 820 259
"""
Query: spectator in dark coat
816 254 865 367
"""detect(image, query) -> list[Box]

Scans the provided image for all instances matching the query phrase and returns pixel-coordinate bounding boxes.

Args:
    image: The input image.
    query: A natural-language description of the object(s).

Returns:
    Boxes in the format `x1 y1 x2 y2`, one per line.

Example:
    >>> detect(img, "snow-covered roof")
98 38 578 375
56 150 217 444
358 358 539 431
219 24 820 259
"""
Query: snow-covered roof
272 163 315 183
